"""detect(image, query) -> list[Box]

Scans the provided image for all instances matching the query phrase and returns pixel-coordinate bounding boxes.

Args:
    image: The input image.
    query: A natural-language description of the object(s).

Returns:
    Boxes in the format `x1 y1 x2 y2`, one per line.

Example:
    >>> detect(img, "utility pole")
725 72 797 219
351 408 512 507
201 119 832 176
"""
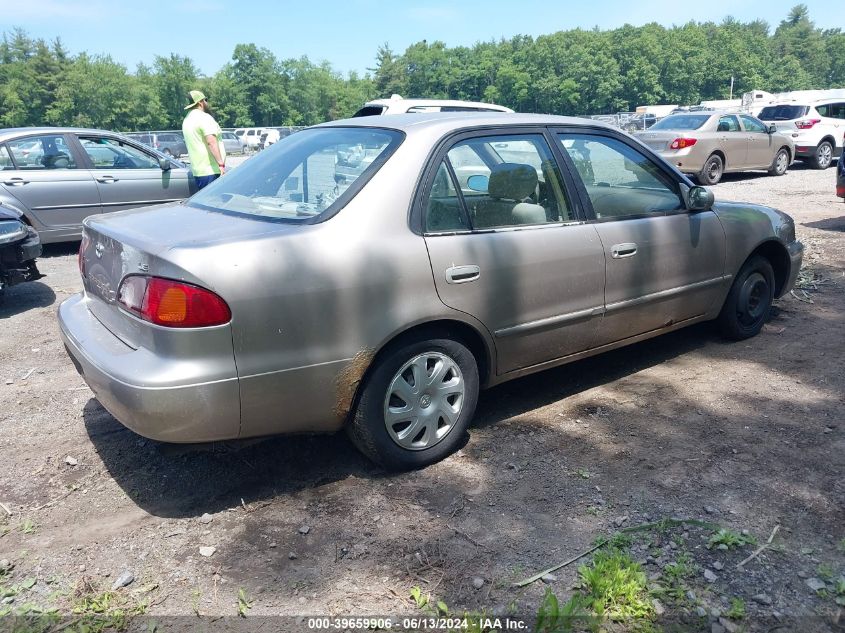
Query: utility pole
729 76 735 101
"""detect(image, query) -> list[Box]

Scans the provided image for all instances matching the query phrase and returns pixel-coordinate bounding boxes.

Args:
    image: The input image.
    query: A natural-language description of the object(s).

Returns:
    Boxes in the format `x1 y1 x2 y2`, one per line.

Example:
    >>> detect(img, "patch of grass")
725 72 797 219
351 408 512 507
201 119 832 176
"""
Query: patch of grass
816 563 834 580
574 468 591 479
725 597 746 620
707 529 756 550
19 519 37 535
535 587 595 633
586 506 600 516
70 580 148 633
236 587 253 617
578 550 654 621
409 586 448 616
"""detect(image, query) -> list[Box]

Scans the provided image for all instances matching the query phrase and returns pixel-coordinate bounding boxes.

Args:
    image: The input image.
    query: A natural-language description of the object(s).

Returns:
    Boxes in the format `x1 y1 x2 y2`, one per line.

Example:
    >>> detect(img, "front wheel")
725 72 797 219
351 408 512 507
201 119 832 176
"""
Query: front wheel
810 141 833 170
768 148 790 176
347 336 479 470
697 154 724 185
718 255 775 340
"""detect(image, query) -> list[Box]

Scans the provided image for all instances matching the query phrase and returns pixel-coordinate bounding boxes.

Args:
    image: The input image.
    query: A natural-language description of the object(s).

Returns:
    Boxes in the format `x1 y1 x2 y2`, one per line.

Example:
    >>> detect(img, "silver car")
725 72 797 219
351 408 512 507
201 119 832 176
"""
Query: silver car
0 127 195 243
636 112 794 185
59 114 803 470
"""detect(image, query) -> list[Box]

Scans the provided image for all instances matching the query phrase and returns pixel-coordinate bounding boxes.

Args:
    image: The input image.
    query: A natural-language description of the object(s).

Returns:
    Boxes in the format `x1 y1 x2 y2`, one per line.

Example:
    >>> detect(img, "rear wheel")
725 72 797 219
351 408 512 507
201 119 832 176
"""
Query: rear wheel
347 336 479 470
768 148 790 176
718 255 775 340
697 154 723 185
810 141 833 169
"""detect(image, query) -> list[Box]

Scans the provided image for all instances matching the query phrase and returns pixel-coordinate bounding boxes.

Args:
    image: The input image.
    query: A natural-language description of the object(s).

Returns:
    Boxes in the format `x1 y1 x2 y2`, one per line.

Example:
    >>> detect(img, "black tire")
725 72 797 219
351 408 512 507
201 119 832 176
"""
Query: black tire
347 336 479 471
718 255 775 340
697 154 723 185
810 141 833 169
768 148 790 176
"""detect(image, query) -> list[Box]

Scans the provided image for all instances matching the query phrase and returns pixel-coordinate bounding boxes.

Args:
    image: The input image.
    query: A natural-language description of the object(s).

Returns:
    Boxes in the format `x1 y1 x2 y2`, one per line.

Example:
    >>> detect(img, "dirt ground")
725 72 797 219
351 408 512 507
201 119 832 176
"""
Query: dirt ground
0 161 843 632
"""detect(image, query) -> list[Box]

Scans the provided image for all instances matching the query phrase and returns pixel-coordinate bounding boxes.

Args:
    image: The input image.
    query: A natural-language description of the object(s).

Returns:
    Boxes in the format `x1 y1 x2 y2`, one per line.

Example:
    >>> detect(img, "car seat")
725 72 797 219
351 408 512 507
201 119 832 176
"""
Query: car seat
480 162 546 226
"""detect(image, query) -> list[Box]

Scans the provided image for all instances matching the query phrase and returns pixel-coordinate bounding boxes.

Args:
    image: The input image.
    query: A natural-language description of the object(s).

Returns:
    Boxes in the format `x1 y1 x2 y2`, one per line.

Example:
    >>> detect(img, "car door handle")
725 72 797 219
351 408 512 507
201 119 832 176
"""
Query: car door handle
611 243 638 259
2 178 29 186
445 265 480 284
96 176 119 183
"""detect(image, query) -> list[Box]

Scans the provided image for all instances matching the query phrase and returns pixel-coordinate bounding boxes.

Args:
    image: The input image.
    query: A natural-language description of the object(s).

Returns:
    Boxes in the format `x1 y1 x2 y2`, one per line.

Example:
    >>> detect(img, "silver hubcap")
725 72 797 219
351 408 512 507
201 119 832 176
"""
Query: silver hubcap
383 352 465 451
776 152 788 172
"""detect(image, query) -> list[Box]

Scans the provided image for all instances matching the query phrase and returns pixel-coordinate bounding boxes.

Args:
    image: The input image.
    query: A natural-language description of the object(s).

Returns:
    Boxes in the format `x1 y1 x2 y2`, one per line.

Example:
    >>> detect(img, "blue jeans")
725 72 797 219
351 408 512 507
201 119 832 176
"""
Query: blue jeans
195 174 220 190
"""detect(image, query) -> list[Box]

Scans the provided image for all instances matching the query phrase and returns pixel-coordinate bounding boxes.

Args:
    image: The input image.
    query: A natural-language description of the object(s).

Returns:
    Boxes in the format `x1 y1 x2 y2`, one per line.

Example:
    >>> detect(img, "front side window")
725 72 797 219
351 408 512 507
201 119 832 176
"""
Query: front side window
426 134 571 231
189 127 402 222
558 134 684 219
78 137 160 169
7 135 76 170
740 116 767 133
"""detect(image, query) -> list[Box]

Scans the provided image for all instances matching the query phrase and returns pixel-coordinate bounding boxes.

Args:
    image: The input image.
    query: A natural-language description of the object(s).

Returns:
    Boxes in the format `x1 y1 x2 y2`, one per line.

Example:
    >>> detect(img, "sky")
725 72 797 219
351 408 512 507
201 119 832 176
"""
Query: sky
2 0 843 79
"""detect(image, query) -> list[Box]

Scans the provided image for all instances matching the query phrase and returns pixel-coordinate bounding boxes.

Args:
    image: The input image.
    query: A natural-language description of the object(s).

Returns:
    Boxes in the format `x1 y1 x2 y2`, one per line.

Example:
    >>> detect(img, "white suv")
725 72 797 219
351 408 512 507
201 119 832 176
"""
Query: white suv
353 94 513 117
758 99 845 169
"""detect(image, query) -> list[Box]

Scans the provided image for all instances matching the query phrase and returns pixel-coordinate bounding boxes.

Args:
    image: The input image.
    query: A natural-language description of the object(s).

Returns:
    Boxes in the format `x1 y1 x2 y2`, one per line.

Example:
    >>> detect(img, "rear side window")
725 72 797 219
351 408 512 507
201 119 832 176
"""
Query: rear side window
7 135 76 170
815 103 845 119
424 134 572 232
758 105 809 121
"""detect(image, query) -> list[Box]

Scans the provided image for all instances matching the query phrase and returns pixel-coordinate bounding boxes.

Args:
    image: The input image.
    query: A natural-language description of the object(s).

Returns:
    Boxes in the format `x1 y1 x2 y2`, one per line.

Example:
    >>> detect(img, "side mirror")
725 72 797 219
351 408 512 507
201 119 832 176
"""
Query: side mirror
688 185 714 211
767 124 777 134
158 157 172 171
467 174 489 192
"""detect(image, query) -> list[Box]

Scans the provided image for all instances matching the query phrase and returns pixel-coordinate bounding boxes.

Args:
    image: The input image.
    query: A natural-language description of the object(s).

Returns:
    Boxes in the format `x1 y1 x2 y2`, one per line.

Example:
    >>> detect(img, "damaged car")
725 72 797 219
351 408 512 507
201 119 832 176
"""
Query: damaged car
60 113 803 470
0 205 42 302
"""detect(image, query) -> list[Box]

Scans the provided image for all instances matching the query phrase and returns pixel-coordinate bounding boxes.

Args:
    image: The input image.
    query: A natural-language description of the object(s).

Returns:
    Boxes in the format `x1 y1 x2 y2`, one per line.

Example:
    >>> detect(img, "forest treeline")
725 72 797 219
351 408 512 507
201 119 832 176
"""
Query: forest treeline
1 4 842 132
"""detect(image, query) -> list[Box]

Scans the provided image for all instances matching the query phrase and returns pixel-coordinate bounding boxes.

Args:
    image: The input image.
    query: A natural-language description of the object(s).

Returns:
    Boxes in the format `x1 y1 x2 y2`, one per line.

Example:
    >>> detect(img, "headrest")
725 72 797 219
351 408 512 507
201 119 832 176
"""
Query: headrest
488 163 538 200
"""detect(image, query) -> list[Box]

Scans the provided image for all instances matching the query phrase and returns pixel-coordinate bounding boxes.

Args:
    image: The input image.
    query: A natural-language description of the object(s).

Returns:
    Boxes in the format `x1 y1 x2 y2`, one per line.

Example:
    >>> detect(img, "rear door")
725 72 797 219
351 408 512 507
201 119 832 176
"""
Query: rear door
73 134 192 212
1 133 101 235
554 129 727 345
421 129 606 375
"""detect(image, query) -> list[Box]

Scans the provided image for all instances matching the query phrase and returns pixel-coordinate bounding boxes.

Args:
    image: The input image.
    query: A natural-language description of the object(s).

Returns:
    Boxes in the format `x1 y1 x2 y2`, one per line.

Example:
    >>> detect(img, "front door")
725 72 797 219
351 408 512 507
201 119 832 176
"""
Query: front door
422 132 606 375
556 131 727 345
75 135 192 212
741 115 777 168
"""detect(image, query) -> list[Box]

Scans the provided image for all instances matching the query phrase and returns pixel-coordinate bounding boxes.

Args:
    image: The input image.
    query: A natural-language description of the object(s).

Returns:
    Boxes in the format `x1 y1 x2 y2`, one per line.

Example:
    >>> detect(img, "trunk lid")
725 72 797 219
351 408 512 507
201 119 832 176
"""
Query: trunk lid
80 202 302 349
637 131 693 152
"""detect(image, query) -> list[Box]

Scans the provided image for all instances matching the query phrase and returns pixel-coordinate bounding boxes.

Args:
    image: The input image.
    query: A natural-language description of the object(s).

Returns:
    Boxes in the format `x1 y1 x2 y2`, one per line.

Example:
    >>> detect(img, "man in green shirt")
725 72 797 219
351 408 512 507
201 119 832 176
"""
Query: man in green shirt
181 90 226 189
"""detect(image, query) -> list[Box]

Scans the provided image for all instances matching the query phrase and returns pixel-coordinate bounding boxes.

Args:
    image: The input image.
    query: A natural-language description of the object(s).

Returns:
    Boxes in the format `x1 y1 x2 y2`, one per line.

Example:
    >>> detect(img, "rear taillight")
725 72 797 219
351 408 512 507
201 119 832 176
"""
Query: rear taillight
795 119 820 130
78 234 89 277
117 275 231 328
837 185 845 198
669 138 697 150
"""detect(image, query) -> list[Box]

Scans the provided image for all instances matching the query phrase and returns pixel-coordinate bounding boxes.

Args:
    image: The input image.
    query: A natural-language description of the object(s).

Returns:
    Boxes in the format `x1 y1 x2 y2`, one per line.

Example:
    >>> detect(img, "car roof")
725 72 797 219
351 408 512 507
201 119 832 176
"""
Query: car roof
0 127 135 142
318 111 615 134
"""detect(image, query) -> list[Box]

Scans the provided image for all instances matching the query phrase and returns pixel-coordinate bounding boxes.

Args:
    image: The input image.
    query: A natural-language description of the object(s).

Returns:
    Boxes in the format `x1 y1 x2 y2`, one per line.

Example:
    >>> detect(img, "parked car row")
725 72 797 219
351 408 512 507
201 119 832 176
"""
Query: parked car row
124 131 187 158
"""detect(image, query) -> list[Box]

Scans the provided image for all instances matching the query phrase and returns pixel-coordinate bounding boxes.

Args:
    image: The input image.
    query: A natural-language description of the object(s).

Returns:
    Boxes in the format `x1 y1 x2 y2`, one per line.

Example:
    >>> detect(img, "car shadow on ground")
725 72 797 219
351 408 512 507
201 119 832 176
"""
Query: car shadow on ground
804 216 845 232
0 281 56 317
83 322 716 519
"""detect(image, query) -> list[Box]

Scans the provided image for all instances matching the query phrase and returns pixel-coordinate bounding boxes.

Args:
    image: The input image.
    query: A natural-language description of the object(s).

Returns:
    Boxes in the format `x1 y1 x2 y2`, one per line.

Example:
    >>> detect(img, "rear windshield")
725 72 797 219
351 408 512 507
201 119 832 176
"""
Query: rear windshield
649 114 711 130
188 127 403 222
758 105 809 121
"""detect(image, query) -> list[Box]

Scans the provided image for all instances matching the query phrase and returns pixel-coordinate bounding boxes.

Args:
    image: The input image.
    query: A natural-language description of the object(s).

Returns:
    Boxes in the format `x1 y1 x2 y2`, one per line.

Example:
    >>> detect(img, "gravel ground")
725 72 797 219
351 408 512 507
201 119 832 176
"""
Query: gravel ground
0 161 843 632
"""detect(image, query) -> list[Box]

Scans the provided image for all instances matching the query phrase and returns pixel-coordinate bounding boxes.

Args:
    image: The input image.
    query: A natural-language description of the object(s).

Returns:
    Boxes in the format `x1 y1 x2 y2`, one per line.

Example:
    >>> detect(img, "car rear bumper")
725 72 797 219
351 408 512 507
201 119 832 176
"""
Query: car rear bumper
655 151 704 173
58 293 241 443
